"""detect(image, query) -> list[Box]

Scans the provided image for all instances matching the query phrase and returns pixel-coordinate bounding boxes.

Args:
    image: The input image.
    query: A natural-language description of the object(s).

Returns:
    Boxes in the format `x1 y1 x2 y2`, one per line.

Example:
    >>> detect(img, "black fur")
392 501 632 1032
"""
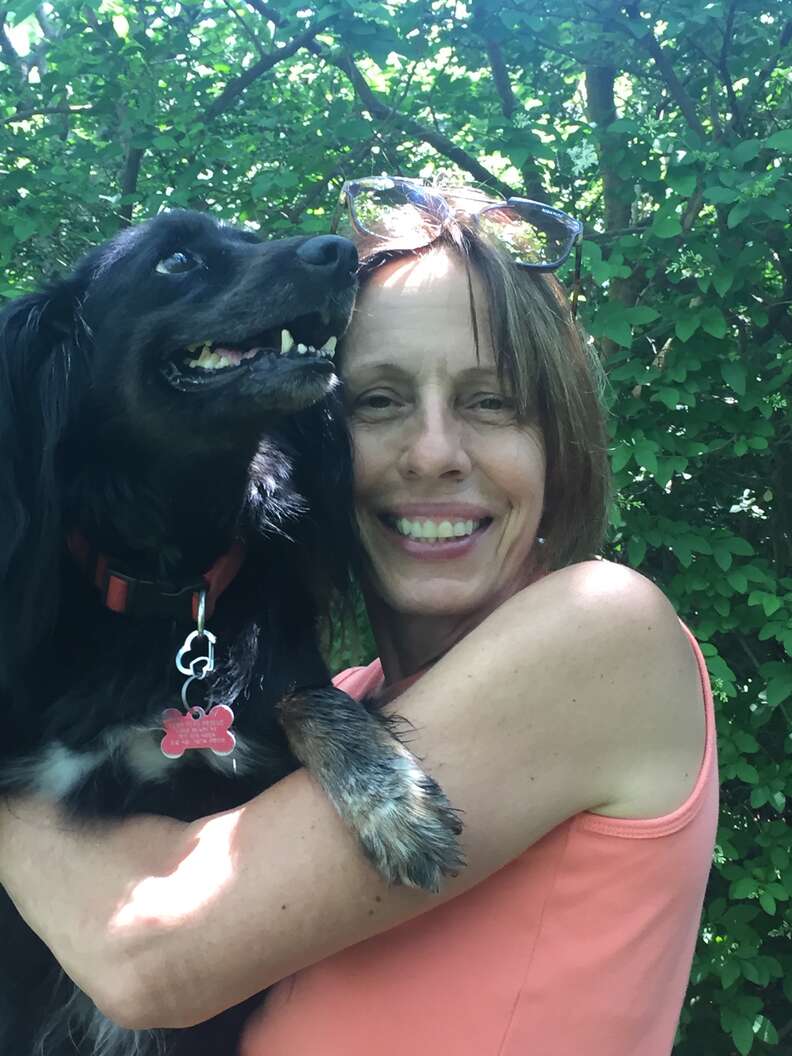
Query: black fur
0 211 463 1056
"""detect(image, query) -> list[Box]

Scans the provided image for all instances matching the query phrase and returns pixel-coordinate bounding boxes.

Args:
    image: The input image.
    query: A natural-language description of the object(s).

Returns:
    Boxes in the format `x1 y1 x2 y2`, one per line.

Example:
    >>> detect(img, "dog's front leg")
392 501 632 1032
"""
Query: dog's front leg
277 688 464 892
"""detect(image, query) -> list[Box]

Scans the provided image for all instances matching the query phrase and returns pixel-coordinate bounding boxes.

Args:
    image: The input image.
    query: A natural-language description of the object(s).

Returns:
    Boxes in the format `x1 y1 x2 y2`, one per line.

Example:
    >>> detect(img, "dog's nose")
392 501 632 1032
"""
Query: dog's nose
297 235 358 278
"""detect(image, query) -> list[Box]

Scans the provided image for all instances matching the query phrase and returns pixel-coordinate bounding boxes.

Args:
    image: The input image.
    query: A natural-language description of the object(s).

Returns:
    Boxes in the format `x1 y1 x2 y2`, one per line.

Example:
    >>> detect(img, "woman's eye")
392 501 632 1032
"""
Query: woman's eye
468 393 515 414
155 251 200 275
361 394 395 409
350 390 404 418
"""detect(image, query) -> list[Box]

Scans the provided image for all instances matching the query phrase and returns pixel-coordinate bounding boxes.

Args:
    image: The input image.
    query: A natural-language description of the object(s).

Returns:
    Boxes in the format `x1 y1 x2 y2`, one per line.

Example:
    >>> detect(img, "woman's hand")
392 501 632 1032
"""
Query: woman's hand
0 795 187 1024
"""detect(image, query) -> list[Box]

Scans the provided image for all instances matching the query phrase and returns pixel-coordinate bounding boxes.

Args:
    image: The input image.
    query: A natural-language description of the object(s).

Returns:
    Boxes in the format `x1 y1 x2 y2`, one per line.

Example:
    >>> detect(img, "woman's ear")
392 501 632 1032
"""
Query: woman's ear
0 284 80 676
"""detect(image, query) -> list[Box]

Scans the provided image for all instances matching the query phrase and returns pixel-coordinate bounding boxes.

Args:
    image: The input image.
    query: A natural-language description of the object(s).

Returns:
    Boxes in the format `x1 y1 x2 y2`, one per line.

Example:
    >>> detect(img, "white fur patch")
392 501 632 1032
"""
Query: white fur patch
32 743 107 798
119 728 175 782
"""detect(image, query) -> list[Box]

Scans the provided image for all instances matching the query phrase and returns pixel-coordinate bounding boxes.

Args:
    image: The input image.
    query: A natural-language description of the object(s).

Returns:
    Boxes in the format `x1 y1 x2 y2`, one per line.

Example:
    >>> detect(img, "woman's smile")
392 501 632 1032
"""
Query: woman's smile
340 247 545 625
375 504 494 560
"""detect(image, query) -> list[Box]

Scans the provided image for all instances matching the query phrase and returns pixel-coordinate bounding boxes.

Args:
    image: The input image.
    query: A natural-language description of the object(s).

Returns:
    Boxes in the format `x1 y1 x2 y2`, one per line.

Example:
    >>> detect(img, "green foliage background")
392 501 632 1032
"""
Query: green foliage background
1 0 791 1050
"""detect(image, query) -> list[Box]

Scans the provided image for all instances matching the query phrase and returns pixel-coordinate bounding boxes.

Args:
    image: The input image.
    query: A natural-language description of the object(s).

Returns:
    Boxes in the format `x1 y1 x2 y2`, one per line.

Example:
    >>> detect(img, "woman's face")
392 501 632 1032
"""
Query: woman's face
340 248 546 620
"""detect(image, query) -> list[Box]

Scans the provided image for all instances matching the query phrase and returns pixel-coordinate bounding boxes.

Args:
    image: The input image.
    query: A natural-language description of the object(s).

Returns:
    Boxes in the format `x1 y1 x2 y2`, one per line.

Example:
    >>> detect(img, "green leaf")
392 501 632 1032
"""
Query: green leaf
599 317 633 348
735 731 760 752
722 360 746 394
759 892 776 915
726 537 754 556
651 212 682 239
633 441 659 474
667 169 696 197
713 547 733 572
6 0 39 24
701 307 727 338
704 186 740 204
767 676 792 707
728 202 751 228
627 536 646 567
730 876 759 899
721 959 740 988
732 139 763 165
651 388 680 410
727 570 748 593
675 315 700 343
712 267 734 297
730 1009 751 1051
765 129 792 151
624 306 659 324
610 445 633 473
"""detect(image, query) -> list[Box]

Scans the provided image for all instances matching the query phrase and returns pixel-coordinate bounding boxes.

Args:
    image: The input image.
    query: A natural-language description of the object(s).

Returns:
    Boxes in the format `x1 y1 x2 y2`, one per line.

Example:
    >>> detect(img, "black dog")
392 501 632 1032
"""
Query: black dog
0 210 463 1056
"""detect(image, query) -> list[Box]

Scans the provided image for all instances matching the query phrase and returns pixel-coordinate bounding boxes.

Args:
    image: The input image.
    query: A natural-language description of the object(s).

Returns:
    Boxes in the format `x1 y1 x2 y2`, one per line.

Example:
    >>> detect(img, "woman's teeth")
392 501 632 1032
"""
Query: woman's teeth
394 518 481 541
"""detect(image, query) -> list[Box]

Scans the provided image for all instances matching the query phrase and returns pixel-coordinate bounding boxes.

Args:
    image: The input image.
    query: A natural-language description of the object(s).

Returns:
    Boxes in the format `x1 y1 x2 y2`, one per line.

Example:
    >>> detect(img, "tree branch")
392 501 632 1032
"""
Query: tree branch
0 104 93 125
204 17 333 120
325 49 514 197
719 0 742 132
286 135 380 224
584 63 639 360
118 147 144 226
738 18 792 124
483 39 516 119
622 11 707 139
219 0 267 59
34 5 57 39
244 0 283 25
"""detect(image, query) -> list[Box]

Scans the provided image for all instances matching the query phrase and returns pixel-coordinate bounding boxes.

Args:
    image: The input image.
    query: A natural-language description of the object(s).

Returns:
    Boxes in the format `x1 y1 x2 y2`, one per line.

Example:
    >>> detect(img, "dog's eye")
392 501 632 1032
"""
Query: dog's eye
155 251 200 275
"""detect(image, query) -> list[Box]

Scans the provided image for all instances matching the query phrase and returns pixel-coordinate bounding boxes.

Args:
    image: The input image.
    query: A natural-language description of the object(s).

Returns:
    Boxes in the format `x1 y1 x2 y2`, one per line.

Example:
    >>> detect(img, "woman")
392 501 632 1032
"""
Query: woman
0 179 717 1055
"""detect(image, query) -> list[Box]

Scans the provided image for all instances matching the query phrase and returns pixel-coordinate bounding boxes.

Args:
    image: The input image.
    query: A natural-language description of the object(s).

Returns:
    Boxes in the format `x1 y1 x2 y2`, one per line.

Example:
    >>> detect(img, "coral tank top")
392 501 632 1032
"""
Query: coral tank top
241 623 718 1056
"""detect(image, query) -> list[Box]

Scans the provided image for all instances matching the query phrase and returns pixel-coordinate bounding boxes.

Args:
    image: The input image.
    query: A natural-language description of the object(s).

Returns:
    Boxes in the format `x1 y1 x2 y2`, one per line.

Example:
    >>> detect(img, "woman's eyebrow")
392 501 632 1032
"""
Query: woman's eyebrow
342 361 411 381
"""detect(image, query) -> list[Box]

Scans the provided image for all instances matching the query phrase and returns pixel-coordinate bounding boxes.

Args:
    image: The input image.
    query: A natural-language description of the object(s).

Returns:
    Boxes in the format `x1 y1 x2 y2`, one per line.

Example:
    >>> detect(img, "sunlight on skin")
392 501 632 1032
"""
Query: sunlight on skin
109 810 242 932
379 243 454 290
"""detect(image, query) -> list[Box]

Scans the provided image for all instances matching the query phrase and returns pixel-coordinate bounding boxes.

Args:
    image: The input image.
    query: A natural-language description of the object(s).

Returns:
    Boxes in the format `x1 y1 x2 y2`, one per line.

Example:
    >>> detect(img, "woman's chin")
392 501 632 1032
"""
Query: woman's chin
373 575 493 619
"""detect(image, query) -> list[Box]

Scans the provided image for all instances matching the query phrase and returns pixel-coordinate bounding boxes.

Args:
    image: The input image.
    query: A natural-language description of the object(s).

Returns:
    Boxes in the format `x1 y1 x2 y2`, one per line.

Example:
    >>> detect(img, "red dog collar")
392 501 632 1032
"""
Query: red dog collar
67 531 247 623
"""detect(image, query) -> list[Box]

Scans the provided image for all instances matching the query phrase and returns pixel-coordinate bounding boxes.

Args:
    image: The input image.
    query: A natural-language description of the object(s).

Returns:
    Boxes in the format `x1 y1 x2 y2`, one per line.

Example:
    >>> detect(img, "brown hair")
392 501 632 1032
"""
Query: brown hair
348 216 611 572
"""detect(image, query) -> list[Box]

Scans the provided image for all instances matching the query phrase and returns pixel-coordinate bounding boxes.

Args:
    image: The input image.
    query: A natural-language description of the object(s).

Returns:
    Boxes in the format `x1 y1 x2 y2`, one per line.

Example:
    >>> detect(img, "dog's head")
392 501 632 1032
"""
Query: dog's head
0 211 358 673
73 210 357 446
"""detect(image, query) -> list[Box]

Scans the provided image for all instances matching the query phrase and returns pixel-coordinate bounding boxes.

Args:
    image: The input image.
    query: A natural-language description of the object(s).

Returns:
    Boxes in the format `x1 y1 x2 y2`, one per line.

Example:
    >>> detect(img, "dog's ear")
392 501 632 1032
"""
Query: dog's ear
283 391 359 597
0 280 82 675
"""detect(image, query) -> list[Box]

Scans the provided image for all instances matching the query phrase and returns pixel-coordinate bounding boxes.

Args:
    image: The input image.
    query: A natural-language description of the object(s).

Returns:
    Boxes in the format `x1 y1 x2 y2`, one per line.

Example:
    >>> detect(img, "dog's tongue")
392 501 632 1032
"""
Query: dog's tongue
213 346 264 365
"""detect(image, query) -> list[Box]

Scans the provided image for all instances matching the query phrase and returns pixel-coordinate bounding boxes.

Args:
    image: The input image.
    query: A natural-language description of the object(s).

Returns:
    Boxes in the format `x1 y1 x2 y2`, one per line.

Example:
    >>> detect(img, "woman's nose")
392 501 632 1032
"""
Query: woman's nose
400 408 472 480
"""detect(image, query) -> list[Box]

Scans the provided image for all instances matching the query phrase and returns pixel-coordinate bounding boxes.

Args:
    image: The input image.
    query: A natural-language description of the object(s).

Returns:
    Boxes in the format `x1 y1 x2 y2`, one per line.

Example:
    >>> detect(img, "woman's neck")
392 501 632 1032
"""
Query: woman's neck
364 564 547 685
364 586 515 685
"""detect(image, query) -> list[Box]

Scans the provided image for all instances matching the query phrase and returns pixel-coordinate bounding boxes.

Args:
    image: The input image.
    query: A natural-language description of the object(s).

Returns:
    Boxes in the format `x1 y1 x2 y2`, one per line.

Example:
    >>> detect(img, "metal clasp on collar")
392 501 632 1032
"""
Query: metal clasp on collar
175 590 216 679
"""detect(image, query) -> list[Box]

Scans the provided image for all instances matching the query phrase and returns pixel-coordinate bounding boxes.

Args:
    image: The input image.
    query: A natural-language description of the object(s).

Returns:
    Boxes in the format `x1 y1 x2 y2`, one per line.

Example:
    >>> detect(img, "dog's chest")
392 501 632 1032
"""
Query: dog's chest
24 725 259 801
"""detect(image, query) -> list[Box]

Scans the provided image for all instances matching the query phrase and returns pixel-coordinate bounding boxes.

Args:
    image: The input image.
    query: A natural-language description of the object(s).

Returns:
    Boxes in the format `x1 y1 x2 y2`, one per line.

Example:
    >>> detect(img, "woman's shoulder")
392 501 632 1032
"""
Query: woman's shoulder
512 558 682 648
537 557 670 603
503 560 705 819
517 559 699 708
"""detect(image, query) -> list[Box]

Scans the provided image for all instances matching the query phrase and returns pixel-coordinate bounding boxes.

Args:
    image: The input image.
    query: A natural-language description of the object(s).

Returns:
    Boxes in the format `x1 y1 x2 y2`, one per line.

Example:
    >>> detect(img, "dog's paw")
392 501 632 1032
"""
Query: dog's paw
351 746 465 893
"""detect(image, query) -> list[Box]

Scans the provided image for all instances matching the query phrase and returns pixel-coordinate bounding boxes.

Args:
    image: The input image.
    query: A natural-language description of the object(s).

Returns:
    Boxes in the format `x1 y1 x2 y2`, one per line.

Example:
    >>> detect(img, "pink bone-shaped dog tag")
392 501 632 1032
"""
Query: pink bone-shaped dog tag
160 704 236 758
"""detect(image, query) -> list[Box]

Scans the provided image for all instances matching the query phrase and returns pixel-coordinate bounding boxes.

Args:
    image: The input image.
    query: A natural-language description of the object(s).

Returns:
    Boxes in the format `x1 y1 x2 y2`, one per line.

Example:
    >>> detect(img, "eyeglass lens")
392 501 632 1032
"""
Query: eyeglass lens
478 204 577 267
341 182 578 269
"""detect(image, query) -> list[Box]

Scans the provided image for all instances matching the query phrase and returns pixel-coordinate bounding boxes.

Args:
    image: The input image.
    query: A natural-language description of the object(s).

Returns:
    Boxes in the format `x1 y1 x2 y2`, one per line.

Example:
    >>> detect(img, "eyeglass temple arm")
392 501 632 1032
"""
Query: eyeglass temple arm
571 239 582 319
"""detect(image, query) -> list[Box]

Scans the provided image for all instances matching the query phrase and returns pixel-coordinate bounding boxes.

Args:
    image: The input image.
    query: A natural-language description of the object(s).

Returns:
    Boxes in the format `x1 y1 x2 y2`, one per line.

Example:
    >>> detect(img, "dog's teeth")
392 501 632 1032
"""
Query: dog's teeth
281 329 294 355
297 343 307 355
321 336 337 359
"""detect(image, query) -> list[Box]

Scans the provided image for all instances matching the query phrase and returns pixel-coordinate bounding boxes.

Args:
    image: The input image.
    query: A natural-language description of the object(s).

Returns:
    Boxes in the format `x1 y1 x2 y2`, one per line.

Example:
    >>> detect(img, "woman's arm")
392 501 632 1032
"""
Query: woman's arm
0 560 703 1029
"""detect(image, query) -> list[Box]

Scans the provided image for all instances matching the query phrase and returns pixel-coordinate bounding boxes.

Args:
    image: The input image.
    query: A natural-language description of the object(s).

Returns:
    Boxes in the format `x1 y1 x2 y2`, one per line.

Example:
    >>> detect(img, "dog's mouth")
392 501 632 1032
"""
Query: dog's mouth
159 313 338 392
